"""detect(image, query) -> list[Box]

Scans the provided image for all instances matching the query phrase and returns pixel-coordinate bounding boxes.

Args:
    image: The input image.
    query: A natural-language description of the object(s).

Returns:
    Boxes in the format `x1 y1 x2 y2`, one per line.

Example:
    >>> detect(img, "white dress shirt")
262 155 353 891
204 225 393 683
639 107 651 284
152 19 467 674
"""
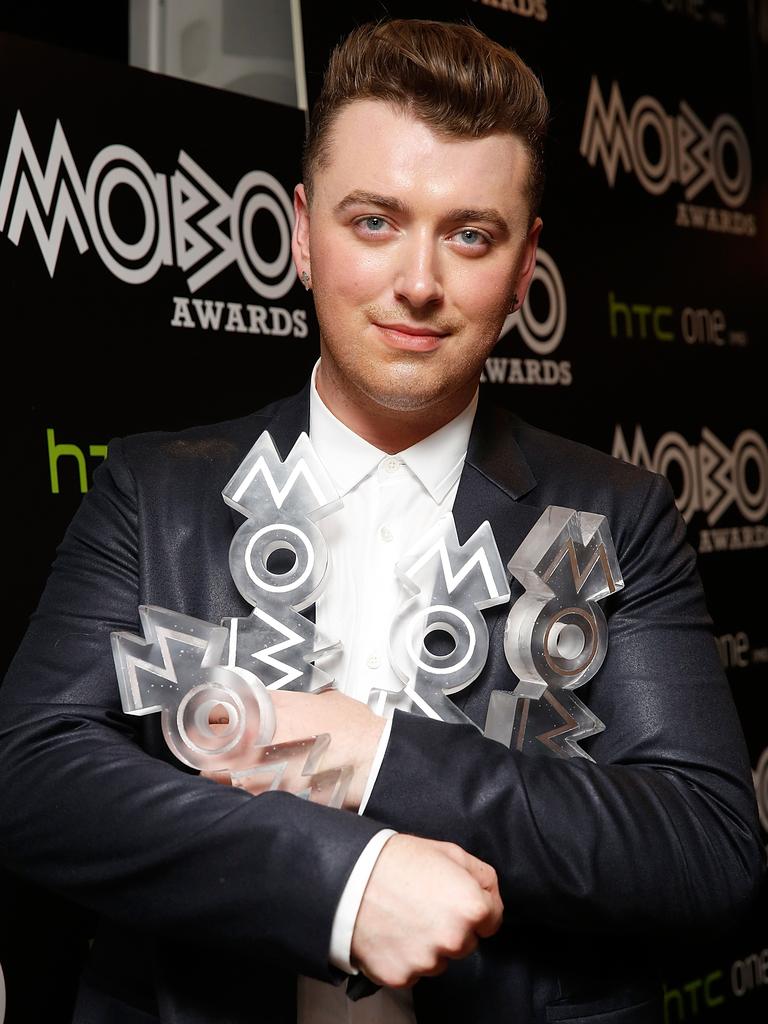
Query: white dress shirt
297 362 477 1024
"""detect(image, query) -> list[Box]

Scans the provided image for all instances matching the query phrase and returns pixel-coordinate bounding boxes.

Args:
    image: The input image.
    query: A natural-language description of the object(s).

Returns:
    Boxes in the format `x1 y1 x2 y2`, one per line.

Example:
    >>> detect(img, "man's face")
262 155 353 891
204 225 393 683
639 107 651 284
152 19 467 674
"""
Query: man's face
292 99 541 418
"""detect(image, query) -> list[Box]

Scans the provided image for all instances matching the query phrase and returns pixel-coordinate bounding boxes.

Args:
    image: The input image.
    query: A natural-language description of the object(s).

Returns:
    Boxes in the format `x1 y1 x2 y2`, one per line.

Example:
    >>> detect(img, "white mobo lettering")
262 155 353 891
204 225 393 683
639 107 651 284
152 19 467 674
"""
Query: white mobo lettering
613 425 767 525
0 111 296 297
580 78 751 209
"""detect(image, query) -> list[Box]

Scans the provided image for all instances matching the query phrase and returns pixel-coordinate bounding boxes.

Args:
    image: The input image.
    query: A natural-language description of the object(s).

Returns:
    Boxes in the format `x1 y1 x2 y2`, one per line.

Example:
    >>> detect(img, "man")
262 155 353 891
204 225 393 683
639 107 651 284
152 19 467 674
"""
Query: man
0 18 762 1024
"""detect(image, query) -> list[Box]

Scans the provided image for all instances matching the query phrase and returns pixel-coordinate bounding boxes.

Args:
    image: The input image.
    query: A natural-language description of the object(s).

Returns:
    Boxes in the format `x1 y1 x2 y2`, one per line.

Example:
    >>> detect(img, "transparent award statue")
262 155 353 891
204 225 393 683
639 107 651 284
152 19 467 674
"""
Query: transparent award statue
385 516 511 727
484 506 624 760
221 430 341 693
111 431 353 807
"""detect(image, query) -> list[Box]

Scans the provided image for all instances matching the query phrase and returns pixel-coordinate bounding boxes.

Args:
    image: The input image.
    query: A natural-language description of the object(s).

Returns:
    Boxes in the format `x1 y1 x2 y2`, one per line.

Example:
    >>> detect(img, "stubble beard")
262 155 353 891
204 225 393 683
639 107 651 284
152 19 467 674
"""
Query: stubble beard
326 342 481 416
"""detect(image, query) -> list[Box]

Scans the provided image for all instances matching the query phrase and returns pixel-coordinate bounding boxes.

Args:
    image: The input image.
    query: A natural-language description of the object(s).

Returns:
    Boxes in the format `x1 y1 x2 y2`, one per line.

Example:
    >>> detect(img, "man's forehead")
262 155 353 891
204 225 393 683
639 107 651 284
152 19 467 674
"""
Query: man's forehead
315 99 530 213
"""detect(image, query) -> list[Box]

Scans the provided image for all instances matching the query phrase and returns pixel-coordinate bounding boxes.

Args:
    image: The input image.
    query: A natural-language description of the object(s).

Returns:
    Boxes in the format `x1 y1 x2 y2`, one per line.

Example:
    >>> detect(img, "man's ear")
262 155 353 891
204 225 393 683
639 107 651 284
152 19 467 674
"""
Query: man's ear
514 216 543 307
291 183 311 279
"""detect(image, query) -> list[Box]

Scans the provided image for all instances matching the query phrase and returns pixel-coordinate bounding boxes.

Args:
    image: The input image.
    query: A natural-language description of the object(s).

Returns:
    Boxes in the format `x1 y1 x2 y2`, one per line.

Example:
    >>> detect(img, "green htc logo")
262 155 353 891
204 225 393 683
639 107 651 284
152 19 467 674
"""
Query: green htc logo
47 428 108 494
609 292 736 345
609 291 674 341
664 972 725 1021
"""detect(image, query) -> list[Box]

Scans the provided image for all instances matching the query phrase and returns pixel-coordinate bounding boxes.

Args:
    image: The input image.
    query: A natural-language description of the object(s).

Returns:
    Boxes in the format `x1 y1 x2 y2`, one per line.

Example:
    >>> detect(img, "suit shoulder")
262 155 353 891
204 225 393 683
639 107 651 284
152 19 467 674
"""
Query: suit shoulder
111 397 287 471
514 415 662 496
506 415 681 557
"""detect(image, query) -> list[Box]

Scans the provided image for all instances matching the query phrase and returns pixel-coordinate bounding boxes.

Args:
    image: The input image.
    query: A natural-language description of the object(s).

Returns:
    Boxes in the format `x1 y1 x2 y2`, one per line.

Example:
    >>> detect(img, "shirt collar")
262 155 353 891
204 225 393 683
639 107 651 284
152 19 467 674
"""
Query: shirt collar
308 360 477 503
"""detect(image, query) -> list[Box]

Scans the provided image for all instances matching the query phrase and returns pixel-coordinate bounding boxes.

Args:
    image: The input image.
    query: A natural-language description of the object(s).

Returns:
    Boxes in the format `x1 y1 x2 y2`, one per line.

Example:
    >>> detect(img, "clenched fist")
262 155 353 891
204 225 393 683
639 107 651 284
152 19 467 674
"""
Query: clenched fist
351 834 503 988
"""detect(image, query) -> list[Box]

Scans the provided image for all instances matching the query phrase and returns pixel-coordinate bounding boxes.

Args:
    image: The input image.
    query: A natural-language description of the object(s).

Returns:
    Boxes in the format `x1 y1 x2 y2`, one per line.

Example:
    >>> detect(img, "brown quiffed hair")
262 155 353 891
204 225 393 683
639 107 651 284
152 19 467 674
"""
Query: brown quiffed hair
303 19 549 223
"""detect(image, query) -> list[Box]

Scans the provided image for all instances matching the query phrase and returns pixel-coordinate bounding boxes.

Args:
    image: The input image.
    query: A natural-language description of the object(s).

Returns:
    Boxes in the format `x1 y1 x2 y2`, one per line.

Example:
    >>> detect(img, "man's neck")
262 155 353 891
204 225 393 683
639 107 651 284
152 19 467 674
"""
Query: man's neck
314 362 478 455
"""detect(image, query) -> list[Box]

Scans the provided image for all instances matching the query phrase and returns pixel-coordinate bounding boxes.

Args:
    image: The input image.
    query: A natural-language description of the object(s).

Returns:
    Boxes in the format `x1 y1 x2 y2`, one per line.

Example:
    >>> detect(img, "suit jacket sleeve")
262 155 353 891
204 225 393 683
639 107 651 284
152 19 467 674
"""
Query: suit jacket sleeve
363 471 764 934
0 436 383 980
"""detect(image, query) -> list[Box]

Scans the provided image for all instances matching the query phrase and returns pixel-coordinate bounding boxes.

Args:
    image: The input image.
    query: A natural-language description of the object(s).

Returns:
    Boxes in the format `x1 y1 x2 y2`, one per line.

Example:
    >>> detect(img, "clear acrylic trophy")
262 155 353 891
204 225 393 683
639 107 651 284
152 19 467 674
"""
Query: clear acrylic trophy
385 517 510 727
112 431 353 807
221 431 342 692
113 424 624 799
112 606 275 772
484 506 624 760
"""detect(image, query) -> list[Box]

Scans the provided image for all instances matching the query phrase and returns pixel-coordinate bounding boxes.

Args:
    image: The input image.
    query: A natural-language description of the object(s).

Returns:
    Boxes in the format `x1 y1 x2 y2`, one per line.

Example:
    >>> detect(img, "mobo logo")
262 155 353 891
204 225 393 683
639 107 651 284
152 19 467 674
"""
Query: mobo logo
498 247 566 354
580 77 751 208
0 110 296 298
613 425 768 525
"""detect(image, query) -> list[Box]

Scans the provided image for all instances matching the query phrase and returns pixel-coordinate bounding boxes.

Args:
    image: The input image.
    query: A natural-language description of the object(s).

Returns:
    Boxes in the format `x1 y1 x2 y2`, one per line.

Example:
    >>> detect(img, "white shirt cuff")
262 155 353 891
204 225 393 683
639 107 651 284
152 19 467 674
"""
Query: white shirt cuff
329 828 397 974
358 715 393 814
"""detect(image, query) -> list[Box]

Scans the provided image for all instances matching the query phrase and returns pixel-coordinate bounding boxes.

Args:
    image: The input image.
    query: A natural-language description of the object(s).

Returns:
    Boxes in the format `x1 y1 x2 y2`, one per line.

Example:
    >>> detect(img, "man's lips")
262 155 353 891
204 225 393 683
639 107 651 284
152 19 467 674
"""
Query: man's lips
373 322 449 351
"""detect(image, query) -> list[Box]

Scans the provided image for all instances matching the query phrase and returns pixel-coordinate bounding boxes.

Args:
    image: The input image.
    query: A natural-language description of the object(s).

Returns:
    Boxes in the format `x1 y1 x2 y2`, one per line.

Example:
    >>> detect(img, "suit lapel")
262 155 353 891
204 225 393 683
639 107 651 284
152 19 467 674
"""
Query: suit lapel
450 398 545 721
265 382 312 458
453 394 543 566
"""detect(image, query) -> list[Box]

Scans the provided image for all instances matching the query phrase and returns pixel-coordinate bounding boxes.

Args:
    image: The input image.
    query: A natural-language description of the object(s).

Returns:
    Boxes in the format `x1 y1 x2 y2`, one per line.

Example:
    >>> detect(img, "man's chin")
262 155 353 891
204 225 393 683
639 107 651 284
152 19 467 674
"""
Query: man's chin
358 377 465 415
367 392 438 413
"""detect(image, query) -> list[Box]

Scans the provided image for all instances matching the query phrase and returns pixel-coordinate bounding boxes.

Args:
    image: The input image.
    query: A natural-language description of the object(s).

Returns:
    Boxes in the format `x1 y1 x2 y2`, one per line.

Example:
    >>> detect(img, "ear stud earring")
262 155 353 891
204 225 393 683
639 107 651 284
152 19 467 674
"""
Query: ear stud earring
301 270 311 290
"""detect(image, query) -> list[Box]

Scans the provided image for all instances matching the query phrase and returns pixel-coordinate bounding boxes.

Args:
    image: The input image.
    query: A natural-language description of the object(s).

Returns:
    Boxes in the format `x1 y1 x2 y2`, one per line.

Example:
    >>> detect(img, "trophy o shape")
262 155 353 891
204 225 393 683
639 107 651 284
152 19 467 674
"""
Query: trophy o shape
389 518 510 725
171 663 276 770
111 608 277 772
503 507 623 697
224 432 340 613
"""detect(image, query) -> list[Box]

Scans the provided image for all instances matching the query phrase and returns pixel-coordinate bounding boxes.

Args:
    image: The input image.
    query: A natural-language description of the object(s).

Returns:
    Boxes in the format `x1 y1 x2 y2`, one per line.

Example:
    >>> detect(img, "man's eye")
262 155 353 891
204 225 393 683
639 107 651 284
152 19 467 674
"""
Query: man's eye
454 228 489 247
358 216 388 232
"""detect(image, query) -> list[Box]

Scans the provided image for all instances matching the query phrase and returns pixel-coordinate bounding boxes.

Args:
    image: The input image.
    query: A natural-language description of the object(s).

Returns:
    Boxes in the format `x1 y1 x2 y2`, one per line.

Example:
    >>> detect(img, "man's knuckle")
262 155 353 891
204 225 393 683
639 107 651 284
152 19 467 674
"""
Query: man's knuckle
443 925 469 952
391 968 416 988
465 898 488 923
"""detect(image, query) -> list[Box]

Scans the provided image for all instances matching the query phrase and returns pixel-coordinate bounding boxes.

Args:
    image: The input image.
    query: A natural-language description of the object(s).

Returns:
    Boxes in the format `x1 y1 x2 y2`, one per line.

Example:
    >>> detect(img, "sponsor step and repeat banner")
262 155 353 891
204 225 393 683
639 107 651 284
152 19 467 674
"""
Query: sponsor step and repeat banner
0 29 314 1024
0 0 765 1020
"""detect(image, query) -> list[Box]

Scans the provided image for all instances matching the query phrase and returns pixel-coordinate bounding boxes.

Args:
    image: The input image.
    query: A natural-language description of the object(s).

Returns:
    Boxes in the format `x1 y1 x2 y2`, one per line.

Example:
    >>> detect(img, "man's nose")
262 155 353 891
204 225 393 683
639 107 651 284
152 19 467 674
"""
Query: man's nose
393 231 444 308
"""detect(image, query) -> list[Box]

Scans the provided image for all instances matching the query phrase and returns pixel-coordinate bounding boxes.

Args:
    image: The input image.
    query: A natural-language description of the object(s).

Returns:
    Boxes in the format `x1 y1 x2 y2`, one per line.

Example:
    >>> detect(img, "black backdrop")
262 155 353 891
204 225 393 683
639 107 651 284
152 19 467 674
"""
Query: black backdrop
0 1 766 1021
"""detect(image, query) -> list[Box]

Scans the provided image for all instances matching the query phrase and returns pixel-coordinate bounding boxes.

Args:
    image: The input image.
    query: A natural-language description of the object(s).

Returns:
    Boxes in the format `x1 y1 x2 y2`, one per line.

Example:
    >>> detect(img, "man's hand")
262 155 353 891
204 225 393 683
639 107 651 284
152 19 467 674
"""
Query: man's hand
204 689 386 811
351 834 503 988
272 689 386 809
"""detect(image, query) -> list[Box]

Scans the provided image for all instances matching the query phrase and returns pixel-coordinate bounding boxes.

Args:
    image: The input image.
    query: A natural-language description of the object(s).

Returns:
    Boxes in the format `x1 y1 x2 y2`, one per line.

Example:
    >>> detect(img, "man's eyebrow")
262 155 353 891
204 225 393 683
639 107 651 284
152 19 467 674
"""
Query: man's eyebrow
333 191 510 235
333 191 411 215
445 208 510 235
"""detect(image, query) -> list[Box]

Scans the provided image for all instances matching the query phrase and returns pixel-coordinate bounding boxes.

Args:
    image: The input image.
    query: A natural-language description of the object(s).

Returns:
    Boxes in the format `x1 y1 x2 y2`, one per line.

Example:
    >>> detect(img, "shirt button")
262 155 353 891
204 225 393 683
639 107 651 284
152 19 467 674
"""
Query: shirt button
366 654 381 670
379 525 394 543
384 458 400 474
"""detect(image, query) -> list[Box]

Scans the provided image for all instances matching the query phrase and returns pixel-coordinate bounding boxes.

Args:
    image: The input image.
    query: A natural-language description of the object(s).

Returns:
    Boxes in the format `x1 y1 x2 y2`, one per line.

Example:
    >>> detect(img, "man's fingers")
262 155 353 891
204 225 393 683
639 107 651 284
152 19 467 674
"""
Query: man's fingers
461 850 499 894
441 846 503 938
473 887 503 938
350 834 505 989
415 955 450 979
443 929 479 961
438 844 503 937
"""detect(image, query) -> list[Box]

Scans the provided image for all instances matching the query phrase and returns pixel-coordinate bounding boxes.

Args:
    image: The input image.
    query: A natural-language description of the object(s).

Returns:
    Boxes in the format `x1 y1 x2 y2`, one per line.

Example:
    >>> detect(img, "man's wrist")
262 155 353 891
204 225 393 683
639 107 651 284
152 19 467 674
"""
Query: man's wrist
358 717 393 815
329 828 397 973
344 710 387 811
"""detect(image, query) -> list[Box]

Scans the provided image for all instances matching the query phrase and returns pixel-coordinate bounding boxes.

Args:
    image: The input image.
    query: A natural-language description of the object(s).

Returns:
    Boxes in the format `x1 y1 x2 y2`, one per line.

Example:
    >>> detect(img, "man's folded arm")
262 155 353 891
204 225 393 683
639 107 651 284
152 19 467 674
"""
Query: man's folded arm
362 473 765 934
0 438 383 982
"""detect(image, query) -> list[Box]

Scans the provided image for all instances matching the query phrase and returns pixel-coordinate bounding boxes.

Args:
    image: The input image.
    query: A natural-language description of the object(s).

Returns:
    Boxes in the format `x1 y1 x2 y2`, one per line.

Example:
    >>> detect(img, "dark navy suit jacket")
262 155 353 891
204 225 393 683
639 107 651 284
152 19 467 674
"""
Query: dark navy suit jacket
0 384 762 1024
